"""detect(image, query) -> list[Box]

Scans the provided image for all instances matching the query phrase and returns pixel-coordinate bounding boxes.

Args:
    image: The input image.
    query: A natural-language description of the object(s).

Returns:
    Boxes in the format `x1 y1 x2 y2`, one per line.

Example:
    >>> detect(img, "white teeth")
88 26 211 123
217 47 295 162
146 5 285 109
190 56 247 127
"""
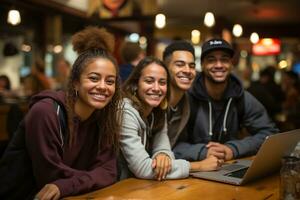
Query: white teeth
179 77 190 81
147 94 162 100
213 71 225 76
92 93 106 100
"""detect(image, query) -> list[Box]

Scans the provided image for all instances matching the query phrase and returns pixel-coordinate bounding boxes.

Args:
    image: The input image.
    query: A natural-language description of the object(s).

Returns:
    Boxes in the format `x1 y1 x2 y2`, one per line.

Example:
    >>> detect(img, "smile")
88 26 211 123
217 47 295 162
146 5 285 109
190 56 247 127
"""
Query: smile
91 93 108 101
147 94 163 100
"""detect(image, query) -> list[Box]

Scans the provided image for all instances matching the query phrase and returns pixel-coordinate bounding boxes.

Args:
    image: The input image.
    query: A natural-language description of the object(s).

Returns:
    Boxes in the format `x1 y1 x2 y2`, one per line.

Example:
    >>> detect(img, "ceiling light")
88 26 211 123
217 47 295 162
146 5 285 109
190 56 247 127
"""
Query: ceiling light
7 9 21 25
232 24 243 37
191 30 201 44
128 33 140 42
53 45 63 54
250 32 259 44
204 12 215 27
278 60 288 69
155 13 166 29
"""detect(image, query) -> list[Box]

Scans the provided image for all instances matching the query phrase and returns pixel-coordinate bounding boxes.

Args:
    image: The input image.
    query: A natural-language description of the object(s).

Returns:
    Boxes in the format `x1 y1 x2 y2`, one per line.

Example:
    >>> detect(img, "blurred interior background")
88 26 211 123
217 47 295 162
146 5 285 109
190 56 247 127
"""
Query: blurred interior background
0 0 300 145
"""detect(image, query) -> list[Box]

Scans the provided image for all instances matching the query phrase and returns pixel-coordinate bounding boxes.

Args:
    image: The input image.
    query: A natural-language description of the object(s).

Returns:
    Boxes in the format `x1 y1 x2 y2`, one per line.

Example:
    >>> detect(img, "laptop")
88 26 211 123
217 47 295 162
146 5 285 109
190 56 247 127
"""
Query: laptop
190 129 300 185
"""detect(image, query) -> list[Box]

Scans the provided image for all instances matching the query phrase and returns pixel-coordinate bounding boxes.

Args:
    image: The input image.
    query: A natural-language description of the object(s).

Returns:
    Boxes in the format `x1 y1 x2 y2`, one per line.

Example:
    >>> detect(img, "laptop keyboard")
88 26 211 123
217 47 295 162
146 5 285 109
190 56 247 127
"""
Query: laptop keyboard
225 167 249 178
221 164 245 171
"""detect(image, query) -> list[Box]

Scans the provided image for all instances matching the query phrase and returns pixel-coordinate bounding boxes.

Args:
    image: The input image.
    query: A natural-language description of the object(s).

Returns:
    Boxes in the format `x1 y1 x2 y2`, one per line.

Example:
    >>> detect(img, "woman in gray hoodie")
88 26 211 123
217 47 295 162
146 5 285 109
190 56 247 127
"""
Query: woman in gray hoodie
119 57 221 181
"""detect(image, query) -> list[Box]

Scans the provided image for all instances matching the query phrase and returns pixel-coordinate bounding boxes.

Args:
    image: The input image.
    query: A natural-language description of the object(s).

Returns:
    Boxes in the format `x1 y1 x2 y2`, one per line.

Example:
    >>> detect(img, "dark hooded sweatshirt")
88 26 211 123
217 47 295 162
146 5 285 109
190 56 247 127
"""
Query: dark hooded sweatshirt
25 90 117 198
173 73 278 161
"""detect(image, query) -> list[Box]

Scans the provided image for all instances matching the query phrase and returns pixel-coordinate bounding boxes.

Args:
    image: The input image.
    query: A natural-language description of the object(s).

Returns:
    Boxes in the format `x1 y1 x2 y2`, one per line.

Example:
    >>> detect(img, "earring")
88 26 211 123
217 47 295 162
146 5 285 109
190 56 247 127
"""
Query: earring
160 98 168 110
132 86 137 96
75 90 79 98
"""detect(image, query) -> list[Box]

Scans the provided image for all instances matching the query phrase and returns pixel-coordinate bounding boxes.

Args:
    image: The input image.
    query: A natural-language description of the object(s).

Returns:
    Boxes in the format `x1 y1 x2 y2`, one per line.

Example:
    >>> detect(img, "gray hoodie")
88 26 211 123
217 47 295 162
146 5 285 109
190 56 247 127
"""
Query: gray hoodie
118 98 190 180
173 73 279 161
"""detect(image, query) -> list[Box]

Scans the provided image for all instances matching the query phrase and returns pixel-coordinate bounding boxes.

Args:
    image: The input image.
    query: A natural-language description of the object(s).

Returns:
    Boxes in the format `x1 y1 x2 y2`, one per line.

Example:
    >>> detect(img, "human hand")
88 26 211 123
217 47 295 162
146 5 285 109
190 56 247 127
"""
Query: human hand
206 142 233 161
35 184 60 200
152 153 172 181
190 155 223 172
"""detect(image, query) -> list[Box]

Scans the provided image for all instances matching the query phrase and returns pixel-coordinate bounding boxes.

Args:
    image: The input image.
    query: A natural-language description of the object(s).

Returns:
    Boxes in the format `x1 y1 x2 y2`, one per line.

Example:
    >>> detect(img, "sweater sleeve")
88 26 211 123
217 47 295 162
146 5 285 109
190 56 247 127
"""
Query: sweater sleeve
225 91 279 158
120 107 189 179
173 142 208 161
25 99 116 198
151 118 190 179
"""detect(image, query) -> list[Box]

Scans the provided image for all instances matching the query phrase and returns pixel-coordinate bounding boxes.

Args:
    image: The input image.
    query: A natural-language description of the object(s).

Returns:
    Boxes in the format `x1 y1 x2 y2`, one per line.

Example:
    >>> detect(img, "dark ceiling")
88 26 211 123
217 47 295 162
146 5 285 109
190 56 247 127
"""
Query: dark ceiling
157 0 300 38
1 0 300 39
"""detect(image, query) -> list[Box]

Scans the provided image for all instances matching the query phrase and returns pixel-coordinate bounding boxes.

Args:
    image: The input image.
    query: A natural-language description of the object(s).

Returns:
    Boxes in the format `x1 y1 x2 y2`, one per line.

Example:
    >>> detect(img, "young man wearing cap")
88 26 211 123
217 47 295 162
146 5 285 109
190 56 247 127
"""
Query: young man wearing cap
173 38 278 162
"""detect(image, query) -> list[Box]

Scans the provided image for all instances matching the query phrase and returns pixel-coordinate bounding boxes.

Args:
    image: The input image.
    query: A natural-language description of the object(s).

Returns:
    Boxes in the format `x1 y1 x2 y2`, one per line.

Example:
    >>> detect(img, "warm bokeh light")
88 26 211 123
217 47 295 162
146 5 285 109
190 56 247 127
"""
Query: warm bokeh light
240 50 248 58
155 13 166 29
7 9 21 25
139 36 147 49
204 12 215 27
53 45 63 54
262 38 273 46
191 29 200 44
139 36 147 45
250 32 259 44
232 24 243 37
21 44 31 52
278 60 288 69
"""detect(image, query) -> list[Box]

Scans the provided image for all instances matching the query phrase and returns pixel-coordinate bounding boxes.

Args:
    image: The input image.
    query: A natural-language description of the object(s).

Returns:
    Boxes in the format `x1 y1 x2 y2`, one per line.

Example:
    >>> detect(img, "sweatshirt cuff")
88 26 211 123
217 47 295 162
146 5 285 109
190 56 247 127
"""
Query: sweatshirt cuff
225 143 239 158
198 146 208 160
52 179 73 198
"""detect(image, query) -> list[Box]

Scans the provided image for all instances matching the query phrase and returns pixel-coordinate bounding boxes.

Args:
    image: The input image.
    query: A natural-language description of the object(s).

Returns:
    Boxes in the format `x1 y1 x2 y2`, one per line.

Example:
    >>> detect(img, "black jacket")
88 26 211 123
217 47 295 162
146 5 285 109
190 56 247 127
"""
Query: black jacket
173 73 279 161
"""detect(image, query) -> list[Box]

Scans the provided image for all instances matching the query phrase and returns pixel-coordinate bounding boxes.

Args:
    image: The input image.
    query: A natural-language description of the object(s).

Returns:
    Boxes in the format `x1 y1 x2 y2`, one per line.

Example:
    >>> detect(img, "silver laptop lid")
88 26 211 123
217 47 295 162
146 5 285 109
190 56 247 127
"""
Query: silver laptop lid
242 129 300 184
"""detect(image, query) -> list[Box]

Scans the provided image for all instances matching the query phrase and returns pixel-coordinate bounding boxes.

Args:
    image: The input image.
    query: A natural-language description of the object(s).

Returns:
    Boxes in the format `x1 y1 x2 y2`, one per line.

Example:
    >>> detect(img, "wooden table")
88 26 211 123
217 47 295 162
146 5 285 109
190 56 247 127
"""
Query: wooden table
65 174 279 200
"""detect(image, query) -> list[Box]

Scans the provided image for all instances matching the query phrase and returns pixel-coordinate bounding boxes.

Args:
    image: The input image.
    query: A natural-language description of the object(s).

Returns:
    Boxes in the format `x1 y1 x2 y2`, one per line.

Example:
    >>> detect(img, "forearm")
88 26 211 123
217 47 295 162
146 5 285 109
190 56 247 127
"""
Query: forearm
189 156 221 172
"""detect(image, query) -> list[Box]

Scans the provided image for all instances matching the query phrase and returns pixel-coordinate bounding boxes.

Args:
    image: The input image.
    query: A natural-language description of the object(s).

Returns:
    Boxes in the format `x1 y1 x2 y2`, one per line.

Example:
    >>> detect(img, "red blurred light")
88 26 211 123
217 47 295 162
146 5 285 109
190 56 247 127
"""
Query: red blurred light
252 38 281 56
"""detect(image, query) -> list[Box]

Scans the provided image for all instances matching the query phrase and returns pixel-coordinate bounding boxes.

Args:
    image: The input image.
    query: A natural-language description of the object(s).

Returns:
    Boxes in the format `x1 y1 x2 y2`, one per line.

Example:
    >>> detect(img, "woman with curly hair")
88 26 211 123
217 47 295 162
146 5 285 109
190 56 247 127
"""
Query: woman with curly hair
22 27 121 199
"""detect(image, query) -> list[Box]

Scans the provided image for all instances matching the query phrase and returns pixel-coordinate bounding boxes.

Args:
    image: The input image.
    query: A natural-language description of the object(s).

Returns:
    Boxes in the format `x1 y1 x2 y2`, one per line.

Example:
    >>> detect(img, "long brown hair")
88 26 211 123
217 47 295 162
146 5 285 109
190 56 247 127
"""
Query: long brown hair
122 56 170 133
66 26 122 152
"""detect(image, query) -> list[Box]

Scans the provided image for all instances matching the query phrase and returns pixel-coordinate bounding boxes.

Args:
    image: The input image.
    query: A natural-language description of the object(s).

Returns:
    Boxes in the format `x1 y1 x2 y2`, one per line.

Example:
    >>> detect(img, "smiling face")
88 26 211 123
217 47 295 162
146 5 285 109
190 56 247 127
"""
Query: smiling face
168 50 196 92
137 63 168 115
75 58 116 117
202 50 233 84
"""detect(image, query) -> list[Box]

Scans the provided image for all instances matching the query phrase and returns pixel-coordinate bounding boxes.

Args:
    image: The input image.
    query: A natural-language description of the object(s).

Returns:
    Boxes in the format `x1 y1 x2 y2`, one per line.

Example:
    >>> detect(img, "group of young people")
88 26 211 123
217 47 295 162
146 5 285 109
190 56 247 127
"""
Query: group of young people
0 26 278 200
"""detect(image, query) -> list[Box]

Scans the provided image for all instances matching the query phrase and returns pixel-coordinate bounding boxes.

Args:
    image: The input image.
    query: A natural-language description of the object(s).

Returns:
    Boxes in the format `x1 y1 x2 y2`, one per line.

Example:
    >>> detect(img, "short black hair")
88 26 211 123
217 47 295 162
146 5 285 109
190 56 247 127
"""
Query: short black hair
163 40 195 60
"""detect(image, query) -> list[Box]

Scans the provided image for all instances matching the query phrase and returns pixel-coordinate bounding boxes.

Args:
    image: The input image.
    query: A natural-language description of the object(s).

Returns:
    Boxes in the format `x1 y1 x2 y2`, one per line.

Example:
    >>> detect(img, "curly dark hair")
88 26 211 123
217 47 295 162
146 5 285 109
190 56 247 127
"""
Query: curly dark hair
66 26 122 152
122 56 170 133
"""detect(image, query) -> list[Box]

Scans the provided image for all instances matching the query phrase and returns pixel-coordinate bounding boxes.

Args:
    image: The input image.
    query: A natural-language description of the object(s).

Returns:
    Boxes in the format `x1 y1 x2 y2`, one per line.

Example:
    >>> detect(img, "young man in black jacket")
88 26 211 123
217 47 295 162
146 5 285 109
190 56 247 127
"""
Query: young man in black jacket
173 38 279 162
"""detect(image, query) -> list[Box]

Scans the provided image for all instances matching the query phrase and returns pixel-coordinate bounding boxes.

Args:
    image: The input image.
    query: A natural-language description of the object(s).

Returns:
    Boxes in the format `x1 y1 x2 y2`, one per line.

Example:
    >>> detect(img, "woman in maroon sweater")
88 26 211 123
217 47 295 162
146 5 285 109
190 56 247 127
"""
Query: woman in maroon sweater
26 27 122 199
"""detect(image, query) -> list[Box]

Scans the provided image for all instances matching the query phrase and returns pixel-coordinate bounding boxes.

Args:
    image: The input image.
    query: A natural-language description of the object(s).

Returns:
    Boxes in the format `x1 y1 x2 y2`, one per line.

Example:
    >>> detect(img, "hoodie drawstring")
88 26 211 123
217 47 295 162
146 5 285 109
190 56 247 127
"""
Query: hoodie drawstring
208 98 233 140
208 102 213 136
223 98 232 134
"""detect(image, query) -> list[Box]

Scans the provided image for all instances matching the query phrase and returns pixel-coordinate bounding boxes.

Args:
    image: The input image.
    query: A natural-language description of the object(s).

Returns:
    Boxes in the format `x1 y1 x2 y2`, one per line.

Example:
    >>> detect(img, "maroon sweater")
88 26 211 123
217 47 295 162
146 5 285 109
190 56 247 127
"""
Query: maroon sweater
25 90 117 197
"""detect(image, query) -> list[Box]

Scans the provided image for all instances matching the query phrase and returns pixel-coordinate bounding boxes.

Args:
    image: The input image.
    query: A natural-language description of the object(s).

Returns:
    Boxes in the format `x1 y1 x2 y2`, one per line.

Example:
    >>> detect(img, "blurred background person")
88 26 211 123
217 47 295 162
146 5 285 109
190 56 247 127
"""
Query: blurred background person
0 74 11 92
280 70 300 130
53 58 71 91
21 57 52 98
247 66 284 121
0 74 12 101
119 41 145 82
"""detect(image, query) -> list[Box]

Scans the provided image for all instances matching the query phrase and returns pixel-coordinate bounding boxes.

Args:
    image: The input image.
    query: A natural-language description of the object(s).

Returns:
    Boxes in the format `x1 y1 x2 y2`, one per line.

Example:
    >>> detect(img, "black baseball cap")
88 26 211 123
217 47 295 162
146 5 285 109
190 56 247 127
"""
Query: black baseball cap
163 40 195 60
200 38 234 61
